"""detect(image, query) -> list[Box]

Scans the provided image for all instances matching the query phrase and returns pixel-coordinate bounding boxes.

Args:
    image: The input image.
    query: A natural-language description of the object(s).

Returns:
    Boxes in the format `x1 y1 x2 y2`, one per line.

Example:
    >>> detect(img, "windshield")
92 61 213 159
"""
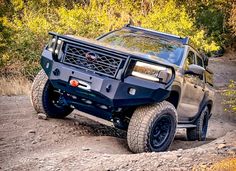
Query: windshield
99 29 184 65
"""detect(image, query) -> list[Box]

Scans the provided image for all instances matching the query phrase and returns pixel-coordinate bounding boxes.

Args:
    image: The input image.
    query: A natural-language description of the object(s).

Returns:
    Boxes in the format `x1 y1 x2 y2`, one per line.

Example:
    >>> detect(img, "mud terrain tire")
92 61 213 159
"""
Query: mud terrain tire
186 106 209 141
127 101 177 153
31 69 73 118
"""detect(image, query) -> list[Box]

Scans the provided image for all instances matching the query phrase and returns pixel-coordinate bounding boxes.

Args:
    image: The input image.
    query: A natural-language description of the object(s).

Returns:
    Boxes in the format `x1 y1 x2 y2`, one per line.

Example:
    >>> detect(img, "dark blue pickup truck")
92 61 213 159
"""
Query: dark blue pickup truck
31 24 214 153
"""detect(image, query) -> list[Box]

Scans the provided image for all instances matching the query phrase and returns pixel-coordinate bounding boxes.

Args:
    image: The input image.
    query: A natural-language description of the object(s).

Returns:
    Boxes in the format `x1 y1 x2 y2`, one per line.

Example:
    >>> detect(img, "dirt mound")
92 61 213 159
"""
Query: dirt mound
13 130 236 171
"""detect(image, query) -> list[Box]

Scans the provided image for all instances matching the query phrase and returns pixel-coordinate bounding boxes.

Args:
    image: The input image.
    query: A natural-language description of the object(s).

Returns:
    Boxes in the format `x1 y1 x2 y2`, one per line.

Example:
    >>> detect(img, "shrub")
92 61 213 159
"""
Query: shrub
222 80 236 115
0 0 233 78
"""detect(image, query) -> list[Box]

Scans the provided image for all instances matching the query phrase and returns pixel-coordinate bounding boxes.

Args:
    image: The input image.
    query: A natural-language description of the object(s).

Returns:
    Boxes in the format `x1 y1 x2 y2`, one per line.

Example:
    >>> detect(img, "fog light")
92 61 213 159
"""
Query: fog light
53 68 60 76
70 79 79 87
128 88 136 95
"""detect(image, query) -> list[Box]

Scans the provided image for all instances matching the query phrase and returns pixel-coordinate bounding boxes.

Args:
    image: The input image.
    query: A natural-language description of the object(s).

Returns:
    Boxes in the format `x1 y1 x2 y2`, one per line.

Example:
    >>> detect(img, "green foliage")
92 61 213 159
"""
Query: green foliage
178 0 235 47
0 0 234 78
222 80 236 114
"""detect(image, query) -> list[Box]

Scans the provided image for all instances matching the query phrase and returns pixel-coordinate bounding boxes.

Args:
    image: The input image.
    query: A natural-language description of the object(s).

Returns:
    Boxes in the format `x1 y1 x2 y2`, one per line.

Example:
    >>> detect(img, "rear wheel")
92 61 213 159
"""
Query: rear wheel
31 69 73 118
127 101 177 153
186 106 209 141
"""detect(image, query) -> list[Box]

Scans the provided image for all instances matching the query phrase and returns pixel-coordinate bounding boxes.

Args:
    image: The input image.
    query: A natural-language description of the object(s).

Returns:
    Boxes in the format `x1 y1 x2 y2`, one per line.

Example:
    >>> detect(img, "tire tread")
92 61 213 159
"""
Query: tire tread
127 101 177 153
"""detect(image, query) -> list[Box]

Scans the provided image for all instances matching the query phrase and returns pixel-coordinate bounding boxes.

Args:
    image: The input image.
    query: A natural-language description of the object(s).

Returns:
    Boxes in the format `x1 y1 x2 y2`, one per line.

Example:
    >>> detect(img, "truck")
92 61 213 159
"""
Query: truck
31 24 215 153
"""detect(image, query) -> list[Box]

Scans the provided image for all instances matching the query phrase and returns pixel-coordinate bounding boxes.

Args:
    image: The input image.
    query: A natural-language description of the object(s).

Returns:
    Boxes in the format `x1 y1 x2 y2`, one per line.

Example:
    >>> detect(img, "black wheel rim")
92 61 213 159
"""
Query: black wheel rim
47 83 66 109
150 114 172 150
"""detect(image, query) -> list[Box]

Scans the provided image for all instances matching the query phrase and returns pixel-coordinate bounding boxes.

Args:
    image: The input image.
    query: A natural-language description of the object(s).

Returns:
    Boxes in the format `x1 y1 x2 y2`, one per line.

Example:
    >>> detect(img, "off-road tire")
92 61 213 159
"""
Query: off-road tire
127 101 177 153
31 69 73 118
186 106 209 141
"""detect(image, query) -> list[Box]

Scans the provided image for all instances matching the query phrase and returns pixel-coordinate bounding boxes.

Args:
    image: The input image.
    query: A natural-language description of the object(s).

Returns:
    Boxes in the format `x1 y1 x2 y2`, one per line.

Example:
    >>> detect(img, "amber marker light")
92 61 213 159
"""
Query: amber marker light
70 79 79 87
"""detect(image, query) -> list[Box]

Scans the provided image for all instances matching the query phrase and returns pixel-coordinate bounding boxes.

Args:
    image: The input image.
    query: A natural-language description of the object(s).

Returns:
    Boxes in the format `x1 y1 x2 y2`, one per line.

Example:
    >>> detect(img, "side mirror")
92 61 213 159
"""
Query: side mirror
185 64 205 75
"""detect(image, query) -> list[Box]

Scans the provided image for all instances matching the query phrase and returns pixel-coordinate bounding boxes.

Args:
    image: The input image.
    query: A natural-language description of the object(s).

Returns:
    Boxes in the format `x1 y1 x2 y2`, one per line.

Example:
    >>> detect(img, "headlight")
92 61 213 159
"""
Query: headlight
48 38 63 53
54 39 63 55
47 38 63 60
131 61 172 83
47 38 57 52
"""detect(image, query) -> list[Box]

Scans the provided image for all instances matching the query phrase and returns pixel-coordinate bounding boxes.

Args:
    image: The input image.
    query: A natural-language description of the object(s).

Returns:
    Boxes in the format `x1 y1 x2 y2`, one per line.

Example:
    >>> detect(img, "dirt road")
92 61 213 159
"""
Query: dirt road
0 56 236 170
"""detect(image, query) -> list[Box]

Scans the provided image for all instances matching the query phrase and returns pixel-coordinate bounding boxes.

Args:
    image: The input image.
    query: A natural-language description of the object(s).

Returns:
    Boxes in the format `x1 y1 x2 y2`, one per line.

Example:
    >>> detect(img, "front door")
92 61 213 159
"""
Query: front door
177 50 204 121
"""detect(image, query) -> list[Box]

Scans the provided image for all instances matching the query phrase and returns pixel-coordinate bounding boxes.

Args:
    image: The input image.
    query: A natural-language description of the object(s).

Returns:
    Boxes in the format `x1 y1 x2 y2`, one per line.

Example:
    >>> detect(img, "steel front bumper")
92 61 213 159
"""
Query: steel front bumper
41 50 171 108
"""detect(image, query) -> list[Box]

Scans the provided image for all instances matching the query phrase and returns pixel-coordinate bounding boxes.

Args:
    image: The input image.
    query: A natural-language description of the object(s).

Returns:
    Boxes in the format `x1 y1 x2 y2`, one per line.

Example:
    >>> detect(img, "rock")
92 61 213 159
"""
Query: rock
38 137 42 142
171 167 188 171
28 130 36 134
103 154 111 157
181 157 193 163
38 113 47 120
228 146 236 154
177 153 182 157
32 140 37 144
82 147 90 151
217 144 227 149
74 121 80 126
163 154 177 160
194 148 206 154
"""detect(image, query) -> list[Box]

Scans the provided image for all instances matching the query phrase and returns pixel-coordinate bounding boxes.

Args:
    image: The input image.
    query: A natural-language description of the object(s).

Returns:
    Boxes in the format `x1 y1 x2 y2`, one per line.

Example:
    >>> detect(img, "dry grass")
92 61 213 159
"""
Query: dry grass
209 158 236 171
0 77 32 96
192 158 236 171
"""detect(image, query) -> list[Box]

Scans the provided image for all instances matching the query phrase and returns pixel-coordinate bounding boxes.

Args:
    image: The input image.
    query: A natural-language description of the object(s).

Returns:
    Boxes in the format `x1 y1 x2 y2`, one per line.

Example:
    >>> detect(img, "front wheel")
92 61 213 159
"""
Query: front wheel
31 70 73 118
127 101 177 153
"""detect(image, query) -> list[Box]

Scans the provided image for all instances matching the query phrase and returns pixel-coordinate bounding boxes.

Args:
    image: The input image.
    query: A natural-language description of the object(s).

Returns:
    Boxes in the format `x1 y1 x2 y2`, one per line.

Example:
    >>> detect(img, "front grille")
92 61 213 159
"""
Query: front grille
63 43 127 77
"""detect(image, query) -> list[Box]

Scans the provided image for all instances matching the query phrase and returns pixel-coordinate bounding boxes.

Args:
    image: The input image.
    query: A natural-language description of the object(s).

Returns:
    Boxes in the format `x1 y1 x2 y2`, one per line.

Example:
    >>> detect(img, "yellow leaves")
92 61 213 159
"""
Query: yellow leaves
13 19 23 30
0 17 13 28
56 7 84 33
11 0 24 11
229 80 235 89
5 0 221 54
8 8 52 35
0 0 226 78
192 158 236 171
139 0 194 36
1 53 10 63
209 158 236 171
191 30 219 52
30 18 49 34
56 2 128 38
222 80 236 114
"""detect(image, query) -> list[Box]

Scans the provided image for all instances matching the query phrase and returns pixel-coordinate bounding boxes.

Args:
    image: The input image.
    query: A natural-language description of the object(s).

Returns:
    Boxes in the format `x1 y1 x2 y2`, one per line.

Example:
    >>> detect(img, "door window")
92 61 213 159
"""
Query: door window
184 51 195 70
196 55 204 67
196 55 204 80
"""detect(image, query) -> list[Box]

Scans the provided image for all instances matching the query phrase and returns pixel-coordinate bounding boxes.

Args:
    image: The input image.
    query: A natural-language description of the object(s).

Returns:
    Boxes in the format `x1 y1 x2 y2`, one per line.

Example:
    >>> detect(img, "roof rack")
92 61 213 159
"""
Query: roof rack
124 24 189 45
